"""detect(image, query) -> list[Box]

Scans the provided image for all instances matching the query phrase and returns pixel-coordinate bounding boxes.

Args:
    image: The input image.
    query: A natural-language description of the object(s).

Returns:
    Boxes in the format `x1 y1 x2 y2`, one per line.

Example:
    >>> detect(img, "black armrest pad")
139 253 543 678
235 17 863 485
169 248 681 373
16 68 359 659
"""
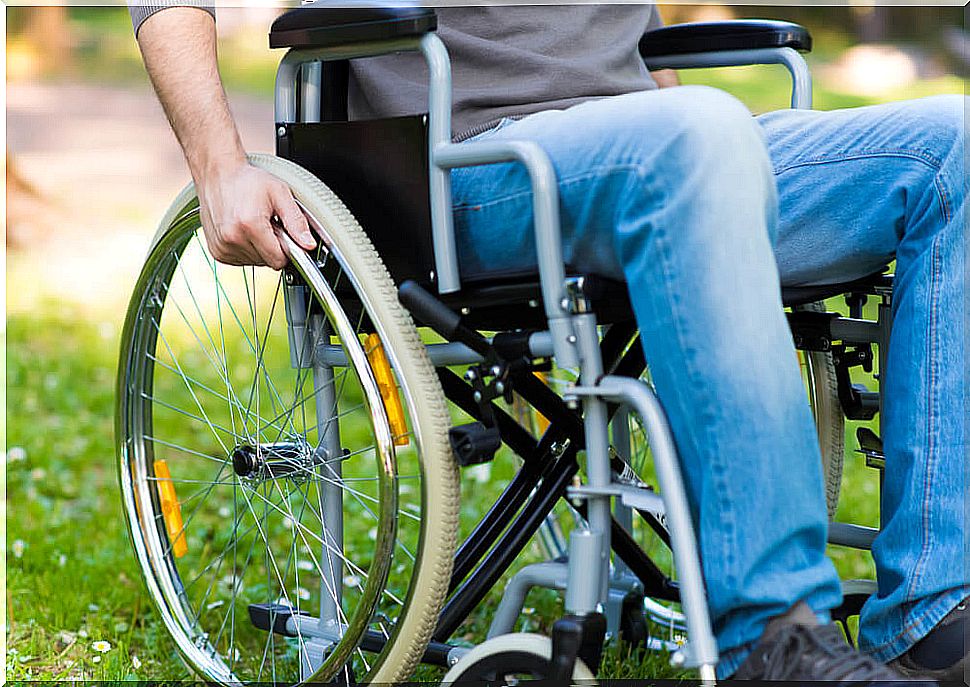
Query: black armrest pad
270 2 436 50
639 20 812 58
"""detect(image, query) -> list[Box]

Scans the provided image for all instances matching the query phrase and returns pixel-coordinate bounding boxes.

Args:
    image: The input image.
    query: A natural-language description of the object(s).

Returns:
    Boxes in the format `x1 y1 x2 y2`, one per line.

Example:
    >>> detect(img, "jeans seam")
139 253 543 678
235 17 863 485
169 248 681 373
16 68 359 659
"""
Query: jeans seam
773 149 944 176
900 231 943 636
934 174 953 225
453 163 643 211
774 151 952 229
866 588 970 659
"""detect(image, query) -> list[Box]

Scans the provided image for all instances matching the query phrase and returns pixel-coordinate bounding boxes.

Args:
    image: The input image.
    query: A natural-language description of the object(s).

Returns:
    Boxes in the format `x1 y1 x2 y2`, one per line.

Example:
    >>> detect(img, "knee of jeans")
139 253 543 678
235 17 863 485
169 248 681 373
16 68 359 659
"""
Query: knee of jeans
914 95 969 225
653 86 779 240
663 86 773 177
908 94 968 165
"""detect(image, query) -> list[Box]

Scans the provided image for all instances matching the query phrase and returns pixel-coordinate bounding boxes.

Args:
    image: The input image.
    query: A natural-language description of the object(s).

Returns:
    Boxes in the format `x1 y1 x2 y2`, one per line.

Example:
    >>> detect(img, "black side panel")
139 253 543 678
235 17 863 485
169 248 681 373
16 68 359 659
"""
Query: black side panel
277 116 436 288
320 61 349 122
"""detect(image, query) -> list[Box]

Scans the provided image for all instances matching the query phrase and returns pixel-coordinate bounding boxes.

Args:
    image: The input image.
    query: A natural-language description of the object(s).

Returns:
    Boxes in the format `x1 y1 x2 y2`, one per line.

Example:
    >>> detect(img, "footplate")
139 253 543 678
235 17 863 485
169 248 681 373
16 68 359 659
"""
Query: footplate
248 603 311 637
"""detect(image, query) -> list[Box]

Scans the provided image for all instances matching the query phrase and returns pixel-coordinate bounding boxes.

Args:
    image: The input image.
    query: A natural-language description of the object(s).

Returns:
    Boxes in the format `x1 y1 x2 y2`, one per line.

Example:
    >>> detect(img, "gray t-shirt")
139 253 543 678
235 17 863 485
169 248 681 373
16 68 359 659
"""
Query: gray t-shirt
129 3 662 139
349 5 662 139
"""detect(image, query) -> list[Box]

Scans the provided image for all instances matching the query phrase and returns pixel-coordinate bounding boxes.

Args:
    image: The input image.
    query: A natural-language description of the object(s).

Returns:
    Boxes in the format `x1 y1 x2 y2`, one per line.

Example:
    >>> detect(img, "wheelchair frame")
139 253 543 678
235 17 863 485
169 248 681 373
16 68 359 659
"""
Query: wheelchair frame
267 20 861 679
121 14 897 685
274 29 731 679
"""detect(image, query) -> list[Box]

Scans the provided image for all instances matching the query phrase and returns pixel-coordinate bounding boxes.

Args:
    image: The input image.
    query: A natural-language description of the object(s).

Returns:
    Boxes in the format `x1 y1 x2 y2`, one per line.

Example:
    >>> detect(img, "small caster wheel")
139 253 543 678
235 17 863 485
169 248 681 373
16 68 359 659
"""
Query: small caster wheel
442 633 595 684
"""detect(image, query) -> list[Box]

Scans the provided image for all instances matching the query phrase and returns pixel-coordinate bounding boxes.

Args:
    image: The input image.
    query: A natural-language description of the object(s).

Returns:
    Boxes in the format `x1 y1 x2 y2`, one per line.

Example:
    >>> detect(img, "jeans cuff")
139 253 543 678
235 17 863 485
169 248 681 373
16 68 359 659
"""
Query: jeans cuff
863 586 970 663
715 641 757 679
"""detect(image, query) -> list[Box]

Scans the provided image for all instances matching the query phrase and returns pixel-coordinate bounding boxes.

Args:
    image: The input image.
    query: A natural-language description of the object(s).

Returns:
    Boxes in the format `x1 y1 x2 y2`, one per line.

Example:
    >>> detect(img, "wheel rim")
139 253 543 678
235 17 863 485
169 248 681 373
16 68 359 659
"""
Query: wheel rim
117 201 426 684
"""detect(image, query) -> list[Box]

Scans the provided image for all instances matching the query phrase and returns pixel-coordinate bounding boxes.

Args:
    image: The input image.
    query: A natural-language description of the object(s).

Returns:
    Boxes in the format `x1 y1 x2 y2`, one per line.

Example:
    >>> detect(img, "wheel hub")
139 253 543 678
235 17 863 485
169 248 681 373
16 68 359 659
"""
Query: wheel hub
231 441 326 483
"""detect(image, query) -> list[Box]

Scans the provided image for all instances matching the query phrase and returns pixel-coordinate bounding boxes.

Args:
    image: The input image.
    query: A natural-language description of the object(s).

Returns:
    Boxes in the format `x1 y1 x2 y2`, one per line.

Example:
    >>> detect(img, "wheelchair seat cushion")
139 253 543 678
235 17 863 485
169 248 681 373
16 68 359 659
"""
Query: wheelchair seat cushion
269 2 436 50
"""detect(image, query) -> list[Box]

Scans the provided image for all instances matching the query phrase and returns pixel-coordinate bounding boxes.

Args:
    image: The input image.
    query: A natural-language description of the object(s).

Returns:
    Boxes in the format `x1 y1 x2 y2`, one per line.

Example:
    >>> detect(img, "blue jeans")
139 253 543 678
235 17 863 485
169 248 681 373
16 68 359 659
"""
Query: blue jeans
449 86 968 675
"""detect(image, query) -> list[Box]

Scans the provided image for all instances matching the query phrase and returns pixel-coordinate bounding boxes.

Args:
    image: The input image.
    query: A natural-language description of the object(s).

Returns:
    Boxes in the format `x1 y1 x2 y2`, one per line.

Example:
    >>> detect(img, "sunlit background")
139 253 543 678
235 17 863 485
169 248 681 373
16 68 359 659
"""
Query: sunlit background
6 4 968 681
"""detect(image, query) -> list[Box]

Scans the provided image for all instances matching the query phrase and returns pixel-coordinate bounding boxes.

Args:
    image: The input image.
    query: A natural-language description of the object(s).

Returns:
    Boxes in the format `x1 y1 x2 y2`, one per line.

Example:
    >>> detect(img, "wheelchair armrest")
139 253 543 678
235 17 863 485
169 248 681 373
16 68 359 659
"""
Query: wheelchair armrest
269 1 436 50
638 20 812 59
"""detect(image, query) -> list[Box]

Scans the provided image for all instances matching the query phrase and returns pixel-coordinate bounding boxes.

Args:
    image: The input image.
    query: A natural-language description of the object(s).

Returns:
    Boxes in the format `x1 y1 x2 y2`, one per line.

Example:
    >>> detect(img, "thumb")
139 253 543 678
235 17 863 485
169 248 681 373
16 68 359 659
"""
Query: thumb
272 185 315 252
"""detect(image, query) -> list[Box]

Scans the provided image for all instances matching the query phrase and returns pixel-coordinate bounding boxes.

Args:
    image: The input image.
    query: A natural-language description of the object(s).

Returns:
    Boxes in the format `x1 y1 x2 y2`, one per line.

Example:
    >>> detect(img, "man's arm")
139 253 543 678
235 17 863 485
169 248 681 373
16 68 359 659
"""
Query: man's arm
651 69 681 88
644 5 680 89
135 6 315 268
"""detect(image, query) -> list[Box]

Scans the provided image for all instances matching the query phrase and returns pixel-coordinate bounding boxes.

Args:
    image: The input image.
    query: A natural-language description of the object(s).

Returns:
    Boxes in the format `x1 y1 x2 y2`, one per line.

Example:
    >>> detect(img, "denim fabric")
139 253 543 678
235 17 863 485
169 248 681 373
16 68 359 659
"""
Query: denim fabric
449 86 968 675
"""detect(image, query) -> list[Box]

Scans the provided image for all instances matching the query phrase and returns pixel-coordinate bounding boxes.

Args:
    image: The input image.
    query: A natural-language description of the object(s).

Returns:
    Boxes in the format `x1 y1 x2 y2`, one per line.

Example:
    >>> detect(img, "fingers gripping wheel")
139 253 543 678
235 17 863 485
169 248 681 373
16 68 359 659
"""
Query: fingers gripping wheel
116 154 458 685
442 634 596 685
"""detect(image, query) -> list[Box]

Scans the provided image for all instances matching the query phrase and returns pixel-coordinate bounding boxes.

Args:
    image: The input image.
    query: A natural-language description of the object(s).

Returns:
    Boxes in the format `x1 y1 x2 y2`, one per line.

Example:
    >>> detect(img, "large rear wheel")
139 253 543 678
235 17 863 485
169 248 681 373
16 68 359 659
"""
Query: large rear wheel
116 154 458 684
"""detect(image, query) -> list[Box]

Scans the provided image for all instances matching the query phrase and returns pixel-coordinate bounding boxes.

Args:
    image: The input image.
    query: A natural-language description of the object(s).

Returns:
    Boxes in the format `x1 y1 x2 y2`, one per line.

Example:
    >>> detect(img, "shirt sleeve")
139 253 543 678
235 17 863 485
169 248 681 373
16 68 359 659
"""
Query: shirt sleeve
128 0 216 37
645 4 665 32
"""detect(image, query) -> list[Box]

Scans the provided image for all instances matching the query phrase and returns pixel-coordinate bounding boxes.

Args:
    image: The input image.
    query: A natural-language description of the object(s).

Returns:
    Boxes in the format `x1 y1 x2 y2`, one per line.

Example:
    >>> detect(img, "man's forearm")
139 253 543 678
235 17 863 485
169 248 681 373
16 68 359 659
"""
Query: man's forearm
133 5 314 268
136 7 246 184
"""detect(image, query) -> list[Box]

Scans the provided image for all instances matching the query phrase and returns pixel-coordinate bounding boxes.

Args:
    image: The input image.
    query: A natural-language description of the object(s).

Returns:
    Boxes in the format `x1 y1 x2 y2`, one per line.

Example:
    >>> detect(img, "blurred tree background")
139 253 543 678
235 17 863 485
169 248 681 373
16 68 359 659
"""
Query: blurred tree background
5 5 968 90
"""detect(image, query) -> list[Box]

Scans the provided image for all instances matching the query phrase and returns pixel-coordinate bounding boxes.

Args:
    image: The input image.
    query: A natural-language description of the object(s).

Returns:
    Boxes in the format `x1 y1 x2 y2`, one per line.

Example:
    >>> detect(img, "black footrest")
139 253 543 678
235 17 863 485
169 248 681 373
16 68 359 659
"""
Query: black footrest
248 603 309 637
449 422 501 467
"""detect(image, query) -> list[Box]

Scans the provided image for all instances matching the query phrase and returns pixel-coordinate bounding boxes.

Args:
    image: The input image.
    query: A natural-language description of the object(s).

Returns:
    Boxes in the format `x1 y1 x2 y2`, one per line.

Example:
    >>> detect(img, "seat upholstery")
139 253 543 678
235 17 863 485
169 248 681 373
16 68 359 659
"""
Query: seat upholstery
269 2 436 50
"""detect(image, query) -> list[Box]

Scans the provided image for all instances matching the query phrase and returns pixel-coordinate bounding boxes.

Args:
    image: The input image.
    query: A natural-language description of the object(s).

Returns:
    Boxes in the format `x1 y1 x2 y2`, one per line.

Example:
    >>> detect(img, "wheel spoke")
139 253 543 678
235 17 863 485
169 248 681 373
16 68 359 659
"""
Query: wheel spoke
120 199 450 685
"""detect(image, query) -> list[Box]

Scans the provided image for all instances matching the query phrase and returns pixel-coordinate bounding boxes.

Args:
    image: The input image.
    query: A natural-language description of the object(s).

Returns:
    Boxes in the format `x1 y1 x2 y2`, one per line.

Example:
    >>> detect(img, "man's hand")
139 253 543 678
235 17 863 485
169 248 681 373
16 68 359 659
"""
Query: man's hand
198 159 314 269
136 6 315 268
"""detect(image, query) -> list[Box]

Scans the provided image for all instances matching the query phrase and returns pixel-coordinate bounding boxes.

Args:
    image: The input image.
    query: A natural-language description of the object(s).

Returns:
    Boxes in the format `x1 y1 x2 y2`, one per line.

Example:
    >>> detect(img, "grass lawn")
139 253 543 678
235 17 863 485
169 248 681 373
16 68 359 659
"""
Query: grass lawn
6 13 965 680
5 290 886 681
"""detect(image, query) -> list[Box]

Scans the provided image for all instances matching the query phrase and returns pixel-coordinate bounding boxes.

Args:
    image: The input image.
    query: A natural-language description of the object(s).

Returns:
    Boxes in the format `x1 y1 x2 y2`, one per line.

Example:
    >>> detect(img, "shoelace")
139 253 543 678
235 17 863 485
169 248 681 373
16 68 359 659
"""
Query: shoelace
761 624 898 681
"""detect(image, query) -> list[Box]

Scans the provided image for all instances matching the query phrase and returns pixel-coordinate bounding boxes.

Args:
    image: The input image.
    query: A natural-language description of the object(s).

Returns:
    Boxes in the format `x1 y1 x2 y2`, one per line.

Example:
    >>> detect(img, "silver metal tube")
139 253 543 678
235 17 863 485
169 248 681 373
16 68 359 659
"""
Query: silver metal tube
573 314 612 604
315 331 555 368
420 33 461 294
275 55 300 123
611 406 635 532
434 139 577 367
583 375 719 669
565 530 605 615
488 562 569 638
275 37 424 123
301 61 323 123
284 283 313 369
611 406 635 579
828 522 877 550
643 46 813 110
309 314 344 635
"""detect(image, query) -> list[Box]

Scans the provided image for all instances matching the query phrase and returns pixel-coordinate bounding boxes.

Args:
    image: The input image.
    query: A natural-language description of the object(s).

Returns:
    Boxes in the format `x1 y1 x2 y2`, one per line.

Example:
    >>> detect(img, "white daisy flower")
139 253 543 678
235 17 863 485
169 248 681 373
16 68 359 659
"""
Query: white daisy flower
91 640 111 653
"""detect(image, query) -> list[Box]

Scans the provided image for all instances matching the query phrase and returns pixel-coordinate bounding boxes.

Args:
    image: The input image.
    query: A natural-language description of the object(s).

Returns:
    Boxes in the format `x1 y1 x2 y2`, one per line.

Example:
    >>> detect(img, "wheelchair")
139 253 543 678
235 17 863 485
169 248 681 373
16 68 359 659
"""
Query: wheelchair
115 5 894 684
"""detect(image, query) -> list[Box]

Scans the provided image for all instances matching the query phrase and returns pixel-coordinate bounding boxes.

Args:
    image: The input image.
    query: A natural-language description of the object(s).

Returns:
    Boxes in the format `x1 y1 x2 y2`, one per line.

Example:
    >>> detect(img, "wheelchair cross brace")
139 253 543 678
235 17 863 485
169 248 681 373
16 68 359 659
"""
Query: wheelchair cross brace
399 277 718 676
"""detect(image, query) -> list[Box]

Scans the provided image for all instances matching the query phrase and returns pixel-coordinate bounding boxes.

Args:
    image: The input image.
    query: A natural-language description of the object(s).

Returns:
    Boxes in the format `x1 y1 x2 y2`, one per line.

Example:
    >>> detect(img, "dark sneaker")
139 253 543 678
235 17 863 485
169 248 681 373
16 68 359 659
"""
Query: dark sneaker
890 598 969 682
734 601 934 684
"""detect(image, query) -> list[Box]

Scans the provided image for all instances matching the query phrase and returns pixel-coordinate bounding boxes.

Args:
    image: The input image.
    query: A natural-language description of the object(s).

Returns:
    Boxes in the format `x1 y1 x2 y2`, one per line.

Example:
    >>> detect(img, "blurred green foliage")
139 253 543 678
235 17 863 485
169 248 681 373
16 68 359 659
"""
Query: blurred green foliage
6 5 967 96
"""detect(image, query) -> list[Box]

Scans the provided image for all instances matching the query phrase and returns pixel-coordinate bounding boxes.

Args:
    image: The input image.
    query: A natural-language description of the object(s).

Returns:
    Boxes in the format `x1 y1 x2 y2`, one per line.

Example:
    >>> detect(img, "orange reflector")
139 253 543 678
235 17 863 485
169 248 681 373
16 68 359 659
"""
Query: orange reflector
365 334 410 447
532 371 551 436
154 459 188 558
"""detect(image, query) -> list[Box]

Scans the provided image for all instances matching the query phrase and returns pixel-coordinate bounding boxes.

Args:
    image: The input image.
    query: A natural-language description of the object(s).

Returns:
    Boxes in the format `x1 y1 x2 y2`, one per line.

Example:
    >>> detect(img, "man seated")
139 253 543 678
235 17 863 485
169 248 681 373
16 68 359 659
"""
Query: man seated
129 2 968 681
